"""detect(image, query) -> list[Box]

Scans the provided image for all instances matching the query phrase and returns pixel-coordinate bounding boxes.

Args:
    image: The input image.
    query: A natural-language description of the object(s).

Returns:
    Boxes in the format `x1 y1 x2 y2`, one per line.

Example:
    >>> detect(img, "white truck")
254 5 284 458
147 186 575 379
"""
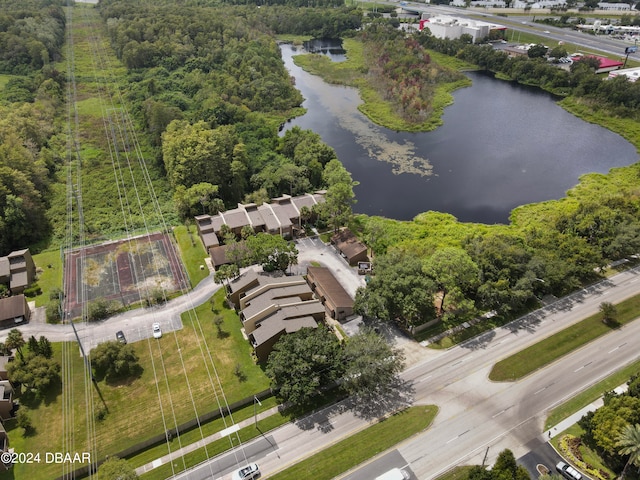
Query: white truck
375 467 410 480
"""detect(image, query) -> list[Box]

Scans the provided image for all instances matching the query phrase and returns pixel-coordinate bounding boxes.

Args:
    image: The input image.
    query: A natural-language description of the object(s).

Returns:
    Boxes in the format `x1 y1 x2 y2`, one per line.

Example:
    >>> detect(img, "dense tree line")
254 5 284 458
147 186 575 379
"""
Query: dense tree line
0 1 67 253
0 0 66 75
0 98 62 253
257 5 362 38
98 0 364 220
354 168 640 328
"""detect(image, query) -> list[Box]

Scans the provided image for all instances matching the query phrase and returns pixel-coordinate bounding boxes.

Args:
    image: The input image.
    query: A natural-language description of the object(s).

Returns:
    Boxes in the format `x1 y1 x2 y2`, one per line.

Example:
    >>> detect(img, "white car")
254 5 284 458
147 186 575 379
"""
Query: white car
232 463 260 480
152 322 162 339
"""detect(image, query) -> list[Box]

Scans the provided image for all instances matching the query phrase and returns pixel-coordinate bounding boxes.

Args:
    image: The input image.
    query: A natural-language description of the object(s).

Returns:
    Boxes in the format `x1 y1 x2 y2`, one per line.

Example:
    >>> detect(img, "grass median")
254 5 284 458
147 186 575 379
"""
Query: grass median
489 293 640 382
268 405 438 480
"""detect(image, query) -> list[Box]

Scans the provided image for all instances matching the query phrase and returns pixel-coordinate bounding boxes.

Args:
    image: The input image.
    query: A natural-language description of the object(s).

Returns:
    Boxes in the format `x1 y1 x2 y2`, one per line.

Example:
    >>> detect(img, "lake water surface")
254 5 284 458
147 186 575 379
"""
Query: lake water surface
280 42 639 224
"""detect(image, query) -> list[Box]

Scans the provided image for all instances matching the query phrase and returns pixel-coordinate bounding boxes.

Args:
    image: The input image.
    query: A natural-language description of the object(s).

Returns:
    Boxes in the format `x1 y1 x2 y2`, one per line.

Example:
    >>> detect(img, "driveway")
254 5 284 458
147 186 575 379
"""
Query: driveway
293 236 427 364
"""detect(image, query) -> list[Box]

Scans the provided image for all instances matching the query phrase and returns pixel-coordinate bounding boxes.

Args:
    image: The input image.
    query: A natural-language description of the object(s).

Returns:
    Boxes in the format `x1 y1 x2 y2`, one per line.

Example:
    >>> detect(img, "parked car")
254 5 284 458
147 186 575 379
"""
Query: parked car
116 331 127 344
556 461 582 480
232 463 260 480
152 323 162 339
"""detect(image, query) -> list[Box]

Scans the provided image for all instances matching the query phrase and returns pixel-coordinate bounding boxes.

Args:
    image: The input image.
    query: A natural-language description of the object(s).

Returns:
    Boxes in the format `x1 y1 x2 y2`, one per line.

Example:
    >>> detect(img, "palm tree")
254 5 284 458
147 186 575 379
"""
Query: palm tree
616 423 640 480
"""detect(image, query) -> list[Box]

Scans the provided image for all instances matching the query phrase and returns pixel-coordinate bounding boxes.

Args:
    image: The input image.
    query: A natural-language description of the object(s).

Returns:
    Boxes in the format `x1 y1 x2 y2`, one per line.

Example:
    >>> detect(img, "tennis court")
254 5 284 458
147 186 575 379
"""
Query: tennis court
63 232 188 319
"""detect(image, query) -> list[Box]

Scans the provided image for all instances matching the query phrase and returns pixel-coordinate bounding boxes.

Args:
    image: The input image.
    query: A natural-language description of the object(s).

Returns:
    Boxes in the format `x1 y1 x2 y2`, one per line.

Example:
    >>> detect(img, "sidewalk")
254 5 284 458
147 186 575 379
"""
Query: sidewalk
542 383 628 442
135 405 282 476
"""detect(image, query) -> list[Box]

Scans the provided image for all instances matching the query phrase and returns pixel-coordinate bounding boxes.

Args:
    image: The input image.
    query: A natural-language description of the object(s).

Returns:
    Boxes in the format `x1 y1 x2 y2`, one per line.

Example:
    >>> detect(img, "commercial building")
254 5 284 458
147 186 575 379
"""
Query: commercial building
419 15 506 43
571 54 624 74
608 66 640 82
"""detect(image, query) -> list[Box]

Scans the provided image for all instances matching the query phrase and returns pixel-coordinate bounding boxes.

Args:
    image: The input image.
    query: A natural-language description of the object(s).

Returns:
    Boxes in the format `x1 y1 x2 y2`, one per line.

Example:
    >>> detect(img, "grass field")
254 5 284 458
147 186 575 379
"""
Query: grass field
31 249 64 308
268 406 438 480
435 465 475 480
3 289 269 480
173 225 209 288
489 293 640 381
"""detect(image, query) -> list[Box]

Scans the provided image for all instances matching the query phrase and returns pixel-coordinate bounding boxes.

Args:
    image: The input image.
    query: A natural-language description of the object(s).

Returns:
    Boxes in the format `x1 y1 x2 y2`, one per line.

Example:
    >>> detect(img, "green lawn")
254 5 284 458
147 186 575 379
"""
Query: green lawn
31 249 64 308
269 406 438 480
489 294 640 381
3 289 269 480
435 465 475 480
173 225 209 287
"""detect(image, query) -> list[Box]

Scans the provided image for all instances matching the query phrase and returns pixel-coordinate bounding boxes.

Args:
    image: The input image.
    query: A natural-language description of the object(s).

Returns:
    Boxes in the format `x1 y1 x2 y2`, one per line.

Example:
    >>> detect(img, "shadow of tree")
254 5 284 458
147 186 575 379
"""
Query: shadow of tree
104 365 144 387
349 377 415 421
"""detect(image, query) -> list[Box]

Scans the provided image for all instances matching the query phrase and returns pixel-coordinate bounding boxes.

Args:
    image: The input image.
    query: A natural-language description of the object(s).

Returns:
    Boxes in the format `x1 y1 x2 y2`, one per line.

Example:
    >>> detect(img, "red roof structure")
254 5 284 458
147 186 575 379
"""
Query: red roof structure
571 54 624 73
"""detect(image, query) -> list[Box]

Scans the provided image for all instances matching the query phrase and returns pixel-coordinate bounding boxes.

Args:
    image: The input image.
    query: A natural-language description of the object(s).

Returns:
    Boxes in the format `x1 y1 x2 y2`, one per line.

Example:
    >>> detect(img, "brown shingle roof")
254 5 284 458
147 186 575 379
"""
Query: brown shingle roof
0 295 28 322
307 266 354 310
331 229 368 262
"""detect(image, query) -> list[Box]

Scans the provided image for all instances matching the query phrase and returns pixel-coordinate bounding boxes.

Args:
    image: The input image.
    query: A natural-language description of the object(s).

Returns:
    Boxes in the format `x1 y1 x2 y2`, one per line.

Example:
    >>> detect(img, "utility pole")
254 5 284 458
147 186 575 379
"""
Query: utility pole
254 395 262 428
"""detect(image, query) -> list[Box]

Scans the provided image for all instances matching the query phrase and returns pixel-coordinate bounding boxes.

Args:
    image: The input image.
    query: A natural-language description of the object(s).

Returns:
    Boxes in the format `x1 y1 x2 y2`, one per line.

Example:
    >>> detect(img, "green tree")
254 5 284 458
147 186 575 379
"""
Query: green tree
423 247 480 315
599 301 618 325
38 336 53 359
91 341 141 382
617 423 640 480
341 327 405 399
299 205 312 228
265 327 342 407
8 355 60 398
246 233 298 272
321 159 358 233
5 328 25 360
527 44 548 58
214 263 240 289
354 252 437 329
492 449 530 480
162 121 238 198
16 408 34 436
548 45 568 60
88 298 118 322
97 456 139 480
173 182 221 218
